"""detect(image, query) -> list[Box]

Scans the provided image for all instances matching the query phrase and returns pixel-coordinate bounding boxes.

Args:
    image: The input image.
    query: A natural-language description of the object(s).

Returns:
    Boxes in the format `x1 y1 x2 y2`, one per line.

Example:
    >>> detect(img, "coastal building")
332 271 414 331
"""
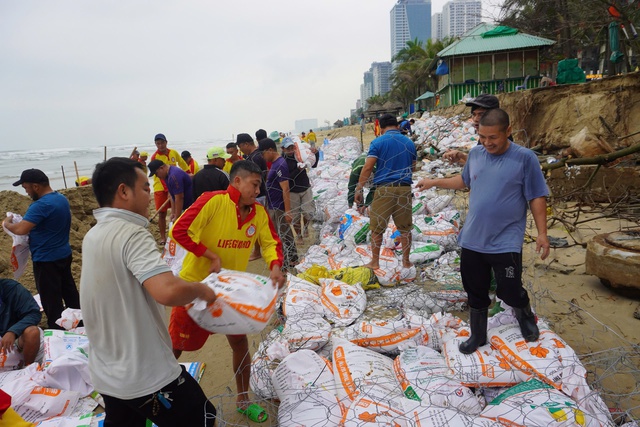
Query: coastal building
359 62 391 109
441 0 482 39
390 0 432 62
432 13 443 41
427 23 555 107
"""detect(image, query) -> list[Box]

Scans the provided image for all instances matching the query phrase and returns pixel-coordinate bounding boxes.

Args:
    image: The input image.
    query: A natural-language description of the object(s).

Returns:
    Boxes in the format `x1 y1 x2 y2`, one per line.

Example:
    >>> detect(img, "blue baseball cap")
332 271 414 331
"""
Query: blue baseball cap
154 133 167 142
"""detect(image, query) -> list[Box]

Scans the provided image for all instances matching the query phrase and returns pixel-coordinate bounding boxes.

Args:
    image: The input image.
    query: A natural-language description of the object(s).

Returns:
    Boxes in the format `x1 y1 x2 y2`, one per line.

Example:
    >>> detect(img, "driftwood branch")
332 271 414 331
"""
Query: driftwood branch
542 142 640 171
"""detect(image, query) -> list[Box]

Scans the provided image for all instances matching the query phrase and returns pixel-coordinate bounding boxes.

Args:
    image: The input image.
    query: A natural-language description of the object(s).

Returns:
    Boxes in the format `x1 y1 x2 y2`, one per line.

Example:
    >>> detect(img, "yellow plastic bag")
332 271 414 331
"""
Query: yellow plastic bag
331 267 380 290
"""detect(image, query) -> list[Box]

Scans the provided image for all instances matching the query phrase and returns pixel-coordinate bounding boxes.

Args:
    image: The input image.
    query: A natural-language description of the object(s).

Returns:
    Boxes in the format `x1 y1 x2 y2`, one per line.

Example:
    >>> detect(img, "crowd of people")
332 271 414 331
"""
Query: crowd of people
0 101 552 425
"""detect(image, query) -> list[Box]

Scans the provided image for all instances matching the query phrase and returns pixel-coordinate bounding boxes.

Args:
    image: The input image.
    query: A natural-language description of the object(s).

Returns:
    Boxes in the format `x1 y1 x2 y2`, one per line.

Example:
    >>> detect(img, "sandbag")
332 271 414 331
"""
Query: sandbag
333 318 427 354
409 241 443 264
281 317 332 352
250 329 288 400
281 275 322 321
319 279 366 327
187 269 278 335
273 350 342 427
480 378 603 427
442 337 528 388
2 213 30 280
338 210 371 246
332 338 403 403
161 230 187 276
55 308 83 331
342 395 408 427
42 330 89 370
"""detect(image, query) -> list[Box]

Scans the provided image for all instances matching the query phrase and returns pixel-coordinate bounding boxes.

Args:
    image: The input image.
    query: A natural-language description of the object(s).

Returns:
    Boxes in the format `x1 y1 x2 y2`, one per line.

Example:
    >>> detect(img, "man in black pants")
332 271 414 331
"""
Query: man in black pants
4 169 80 329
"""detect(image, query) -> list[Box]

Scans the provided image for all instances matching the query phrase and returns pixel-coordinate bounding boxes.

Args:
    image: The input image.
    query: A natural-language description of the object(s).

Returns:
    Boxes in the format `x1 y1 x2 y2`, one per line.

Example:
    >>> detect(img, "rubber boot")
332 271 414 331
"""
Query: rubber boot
459 307 488 354
514 304 539 342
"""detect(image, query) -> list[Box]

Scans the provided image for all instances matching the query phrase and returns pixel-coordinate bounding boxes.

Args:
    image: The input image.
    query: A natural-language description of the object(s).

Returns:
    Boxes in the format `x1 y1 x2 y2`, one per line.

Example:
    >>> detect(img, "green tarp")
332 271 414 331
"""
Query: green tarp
481 26 519 38
556 58 587 85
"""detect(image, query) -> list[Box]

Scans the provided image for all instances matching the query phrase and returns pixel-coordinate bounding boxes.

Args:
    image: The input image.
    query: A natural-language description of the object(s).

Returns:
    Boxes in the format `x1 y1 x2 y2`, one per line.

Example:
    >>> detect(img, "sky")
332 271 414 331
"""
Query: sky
0 1 502 151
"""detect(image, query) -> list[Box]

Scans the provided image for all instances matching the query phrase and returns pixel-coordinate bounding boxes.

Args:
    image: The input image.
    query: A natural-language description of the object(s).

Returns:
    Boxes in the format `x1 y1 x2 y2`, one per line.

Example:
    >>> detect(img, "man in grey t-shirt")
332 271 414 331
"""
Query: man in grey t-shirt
80 158 217 426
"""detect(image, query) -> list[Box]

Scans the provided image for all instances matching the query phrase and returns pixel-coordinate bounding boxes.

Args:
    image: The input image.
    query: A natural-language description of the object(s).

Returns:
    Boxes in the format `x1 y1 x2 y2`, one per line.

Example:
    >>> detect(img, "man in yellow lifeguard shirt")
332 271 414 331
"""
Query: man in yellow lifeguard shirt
169 160 284 421
149 133 190 245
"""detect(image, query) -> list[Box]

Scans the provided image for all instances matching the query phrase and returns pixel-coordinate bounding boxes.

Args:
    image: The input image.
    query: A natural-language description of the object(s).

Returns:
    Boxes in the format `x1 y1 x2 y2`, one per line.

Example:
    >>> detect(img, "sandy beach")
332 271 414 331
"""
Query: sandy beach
0 123 638 425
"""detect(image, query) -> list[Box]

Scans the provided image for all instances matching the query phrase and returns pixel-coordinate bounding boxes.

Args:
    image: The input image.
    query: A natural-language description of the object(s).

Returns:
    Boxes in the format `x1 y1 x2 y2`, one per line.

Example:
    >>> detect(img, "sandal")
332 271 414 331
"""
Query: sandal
237 403 268 423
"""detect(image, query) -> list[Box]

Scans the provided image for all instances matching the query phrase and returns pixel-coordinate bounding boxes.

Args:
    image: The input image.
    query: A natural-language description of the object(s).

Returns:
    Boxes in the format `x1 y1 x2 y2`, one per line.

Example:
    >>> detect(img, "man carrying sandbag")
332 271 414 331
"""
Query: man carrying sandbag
170 160 285 423
80 158 217 426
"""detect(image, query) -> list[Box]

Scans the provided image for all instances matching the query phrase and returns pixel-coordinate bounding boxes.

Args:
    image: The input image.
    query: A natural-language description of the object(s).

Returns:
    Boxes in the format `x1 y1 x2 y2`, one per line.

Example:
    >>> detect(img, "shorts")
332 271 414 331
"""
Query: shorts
369 185 412 235
154 191 170 213
290 188 315 221
169 306 243 351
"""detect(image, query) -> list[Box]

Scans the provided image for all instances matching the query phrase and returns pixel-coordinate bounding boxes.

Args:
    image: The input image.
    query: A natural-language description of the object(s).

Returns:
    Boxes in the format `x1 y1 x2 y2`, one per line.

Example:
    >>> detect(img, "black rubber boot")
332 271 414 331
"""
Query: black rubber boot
459 307 488 354
514 304 540 342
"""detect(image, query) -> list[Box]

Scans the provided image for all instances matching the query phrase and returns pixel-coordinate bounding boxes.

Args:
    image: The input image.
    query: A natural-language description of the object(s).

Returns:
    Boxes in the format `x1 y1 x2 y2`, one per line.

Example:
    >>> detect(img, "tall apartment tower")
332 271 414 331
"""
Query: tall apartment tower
371 62 392 96
432 12 443 41
442 0 482 39
390 0 432 62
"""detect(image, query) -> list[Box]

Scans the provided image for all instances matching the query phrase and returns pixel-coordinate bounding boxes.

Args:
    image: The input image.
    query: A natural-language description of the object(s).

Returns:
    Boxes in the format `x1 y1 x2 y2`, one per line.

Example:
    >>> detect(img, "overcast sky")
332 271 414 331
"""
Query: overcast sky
1 1 501 151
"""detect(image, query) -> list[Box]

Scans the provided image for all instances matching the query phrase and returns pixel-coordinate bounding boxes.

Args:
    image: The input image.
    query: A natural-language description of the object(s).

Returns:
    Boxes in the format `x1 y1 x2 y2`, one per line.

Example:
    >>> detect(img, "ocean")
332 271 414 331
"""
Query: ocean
0 139 229 193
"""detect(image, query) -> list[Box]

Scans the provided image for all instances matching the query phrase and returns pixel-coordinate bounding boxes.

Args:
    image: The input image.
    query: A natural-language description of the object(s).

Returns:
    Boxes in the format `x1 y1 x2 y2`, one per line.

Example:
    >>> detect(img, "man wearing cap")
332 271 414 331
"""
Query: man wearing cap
354 114 417 284
236 133 269 261
181 150 200 175
443 94 501 165
260 138 298 268
148 160 194 222
192 147 231 200
281 137 314 243
138 151 149 174
3 169 80 329
150 133 190 245
223 143 241 174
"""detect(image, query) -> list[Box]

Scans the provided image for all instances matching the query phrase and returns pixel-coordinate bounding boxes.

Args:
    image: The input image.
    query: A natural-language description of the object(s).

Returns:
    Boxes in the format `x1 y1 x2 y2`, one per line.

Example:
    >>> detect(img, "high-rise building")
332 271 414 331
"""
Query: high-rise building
432 12 443 41
441 0 482 39
361 71 374 110
372 62 392 96
390 0 432 62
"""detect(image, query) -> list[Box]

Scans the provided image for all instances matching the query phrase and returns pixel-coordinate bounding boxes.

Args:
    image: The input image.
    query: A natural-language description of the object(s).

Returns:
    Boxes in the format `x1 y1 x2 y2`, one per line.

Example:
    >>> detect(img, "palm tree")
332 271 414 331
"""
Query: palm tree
390 37 456 109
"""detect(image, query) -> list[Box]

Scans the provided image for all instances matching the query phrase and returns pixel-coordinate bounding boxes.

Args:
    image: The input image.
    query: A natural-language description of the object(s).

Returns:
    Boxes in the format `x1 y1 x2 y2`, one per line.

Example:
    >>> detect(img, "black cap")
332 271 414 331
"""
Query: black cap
13 169 49 186
258 138 277 152
154 133 167 142
181 150 191 159
465 94 500 110
148 159 165 177
236 133 253 145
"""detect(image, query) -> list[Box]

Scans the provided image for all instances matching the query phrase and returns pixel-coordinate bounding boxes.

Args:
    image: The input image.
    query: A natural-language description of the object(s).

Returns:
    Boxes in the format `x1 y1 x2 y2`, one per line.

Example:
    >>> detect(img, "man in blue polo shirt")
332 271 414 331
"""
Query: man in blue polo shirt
3 169 80 329
355 114 417 283
149 159 194 222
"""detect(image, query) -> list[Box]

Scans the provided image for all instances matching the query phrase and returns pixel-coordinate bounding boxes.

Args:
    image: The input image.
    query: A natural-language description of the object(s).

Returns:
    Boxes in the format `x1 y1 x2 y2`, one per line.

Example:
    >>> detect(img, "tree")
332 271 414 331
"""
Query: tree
389 37 456 110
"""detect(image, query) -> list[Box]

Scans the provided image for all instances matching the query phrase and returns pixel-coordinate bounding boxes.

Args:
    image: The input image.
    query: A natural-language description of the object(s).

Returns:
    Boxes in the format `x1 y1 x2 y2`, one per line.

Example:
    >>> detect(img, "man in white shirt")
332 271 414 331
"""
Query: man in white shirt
80 157 217 426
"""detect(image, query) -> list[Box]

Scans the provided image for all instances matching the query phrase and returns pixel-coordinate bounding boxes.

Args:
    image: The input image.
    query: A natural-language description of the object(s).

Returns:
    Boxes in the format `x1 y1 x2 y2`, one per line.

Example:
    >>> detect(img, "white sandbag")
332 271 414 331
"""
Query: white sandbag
3 212 30 279
161 230 187 276
332 337 403 403
342 395 408 427
281 275 322 321
338 210 371 246
43 330 90 369
187 269 278 335
333 318 427 354
402 400 491 426
353 245 401 286
442 337 528 388
426 195 453 215
383 225 402 249
480 378 604 427
295 245 331 273
250 329 288 400
273 350 342 427
35 413 97 427
405 312 466 352
31 350 93 396
319 279 366 327
409 241 443 264
281 317 332 352
393 346 453 386
55 308 83 331
412 214 459 251
1 375 80 422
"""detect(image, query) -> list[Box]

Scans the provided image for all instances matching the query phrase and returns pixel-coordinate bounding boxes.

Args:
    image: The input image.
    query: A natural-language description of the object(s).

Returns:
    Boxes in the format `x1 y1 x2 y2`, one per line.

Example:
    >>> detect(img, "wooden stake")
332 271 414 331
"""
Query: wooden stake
149 198 171 223
129 146 138 158
104 146 107 161
73 161 80 184
61 166 68 189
